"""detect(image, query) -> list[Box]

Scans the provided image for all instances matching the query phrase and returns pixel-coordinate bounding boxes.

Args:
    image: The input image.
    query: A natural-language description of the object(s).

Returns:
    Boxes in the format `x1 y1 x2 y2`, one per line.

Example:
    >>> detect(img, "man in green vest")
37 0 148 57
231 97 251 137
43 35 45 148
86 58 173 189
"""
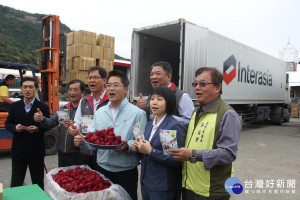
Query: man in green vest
170 67 242 200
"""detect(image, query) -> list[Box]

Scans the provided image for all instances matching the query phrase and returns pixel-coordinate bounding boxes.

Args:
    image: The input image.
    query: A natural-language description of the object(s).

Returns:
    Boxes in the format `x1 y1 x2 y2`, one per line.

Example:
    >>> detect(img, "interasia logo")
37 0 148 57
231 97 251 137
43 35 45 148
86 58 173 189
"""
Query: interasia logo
225 177 243 194
223 55 237 85
223 55 273 86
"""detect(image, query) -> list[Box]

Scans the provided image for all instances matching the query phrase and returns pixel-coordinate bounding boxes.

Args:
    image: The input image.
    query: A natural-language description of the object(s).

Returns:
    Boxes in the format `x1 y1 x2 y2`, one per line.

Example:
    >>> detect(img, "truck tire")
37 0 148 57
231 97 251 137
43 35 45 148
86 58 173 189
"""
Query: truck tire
270 107 282 125
282 108 290 122
283 114 290 122
45 129 58 156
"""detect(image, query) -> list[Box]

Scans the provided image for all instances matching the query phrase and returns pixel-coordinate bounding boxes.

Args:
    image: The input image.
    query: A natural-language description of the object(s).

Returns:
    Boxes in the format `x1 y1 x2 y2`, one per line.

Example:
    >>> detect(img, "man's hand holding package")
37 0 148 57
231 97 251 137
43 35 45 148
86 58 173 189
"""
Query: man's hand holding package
170 148 192 161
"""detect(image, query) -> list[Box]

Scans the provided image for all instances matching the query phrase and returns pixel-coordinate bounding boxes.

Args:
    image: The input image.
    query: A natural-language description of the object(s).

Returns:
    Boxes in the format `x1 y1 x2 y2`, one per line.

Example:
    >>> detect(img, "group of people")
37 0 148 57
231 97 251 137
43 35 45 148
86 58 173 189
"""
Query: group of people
5 61 242 200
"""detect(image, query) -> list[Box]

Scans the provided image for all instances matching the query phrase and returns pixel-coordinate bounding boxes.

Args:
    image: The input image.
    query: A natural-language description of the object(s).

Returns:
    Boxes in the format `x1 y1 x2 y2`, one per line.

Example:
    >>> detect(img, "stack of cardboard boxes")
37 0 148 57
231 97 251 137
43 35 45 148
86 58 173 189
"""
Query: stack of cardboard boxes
291 103 299 118
66 30 115 84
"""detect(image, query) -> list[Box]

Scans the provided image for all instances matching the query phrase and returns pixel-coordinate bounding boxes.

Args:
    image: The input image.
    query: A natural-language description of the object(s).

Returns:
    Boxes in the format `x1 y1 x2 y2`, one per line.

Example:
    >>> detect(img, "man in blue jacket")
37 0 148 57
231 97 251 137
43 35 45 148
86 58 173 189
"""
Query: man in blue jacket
73 70 147 200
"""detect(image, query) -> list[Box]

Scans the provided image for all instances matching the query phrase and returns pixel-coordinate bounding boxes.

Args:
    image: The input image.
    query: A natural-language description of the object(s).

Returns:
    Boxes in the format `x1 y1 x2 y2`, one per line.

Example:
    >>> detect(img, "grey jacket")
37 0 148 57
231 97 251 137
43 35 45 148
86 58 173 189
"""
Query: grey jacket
41 102 79 153
79 93 109 156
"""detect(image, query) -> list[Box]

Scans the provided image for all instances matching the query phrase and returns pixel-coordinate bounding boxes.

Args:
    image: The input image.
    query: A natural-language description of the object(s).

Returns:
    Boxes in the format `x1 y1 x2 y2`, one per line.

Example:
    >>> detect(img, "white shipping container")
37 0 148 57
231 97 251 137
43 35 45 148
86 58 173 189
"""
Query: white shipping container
130 19 290 124
130 19 287 105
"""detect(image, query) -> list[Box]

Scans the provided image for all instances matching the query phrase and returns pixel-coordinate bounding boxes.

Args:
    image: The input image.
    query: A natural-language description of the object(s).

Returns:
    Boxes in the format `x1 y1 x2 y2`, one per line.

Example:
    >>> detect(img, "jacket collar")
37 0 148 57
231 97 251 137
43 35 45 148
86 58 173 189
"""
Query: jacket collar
147 115 173 144
107 97 129 110
105 97 128 116
65 102 72 111
86 91 108 110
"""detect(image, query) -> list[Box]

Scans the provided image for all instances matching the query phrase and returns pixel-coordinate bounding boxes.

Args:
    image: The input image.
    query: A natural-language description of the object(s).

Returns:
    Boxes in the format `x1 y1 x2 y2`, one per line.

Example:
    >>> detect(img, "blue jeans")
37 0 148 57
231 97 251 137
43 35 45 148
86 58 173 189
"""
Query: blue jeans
141 184 175 200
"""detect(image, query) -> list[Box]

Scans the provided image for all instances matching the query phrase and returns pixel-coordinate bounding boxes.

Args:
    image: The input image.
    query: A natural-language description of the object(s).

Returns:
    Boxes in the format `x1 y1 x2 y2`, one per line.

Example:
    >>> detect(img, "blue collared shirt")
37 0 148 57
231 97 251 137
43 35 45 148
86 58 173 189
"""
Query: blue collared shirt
24 98 35 113
167 83 194 129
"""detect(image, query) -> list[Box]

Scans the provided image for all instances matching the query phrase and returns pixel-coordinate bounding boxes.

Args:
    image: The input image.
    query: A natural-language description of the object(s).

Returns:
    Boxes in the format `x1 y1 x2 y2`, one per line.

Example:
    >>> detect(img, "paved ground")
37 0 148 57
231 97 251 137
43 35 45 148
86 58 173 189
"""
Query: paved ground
231 118 300 200
0 118 299 200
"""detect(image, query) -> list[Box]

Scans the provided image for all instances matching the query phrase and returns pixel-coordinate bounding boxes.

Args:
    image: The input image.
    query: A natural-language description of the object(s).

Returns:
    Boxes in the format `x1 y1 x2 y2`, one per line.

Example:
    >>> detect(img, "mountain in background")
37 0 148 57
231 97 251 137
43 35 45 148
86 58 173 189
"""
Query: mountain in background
0 4 128 66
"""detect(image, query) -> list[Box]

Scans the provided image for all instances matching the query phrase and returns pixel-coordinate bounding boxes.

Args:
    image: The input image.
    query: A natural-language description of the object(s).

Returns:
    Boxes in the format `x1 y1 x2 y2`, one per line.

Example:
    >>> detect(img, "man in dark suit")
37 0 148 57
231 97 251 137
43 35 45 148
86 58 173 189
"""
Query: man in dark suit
5 77 50 189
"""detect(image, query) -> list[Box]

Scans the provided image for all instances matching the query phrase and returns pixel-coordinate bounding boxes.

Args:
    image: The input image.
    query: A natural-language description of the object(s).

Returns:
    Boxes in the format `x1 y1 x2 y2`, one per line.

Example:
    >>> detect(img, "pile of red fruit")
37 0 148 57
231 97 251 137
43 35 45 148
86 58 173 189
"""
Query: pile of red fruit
85 127 122 145
52 166 111 193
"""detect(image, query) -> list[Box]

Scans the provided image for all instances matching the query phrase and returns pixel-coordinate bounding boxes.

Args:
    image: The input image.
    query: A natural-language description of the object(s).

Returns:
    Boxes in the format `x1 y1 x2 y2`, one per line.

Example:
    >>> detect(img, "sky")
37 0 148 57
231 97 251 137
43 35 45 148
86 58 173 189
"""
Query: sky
1 0 299 61
2 0 300 85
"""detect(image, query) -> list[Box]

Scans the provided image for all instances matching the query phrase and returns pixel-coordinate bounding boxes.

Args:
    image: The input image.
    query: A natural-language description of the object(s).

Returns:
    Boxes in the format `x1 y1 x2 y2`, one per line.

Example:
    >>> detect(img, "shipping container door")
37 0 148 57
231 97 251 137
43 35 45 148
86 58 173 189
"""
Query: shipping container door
130 20 183 101
182 23 208 99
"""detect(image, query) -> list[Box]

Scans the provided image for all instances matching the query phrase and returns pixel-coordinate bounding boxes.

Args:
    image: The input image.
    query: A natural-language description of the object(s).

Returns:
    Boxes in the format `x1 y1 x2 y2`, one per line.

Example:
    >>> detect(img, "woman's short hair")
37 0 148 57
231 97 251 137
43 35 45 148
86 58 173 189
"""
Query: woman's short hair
150 86 176 115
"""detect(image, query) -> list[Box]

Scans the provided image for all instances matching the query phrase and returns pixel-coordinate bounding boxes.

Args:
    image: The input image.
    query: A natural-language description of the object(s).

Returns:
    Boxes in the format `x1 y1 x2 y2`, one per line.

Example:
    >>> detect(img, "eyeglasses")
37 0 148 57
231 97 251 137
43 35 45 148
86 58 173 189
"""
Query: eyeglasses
88 76 102 80
68 88 80 93
192 81 216 88
105 83 124 89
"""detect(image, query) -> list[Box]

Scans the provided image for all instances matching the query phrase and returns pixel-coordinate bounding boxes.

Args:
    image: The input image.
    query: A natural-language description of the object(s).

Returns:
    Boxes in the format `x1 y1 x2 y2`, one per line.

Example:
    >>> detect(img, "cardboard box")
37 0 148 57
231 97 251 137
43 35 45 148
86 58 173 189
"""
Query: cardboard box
74 70 89 84
91 46 104 59
73 57 96 71
291 103 299 117
105 60 114 72
97 59 113 72
73 30 96 45
96 34 115 48
66 57 73 70
104 48 115 61
65 70 77 83
66 32 74 46
70 43 92 57
73 30 86 44
104 35 110 48
86 31 97 45
65 70 71 83
111 36 115 49
103 35 115 48
96 34 105 47
291 103 298 108
96 59 104 68
291 110 298 118
66 46 73 58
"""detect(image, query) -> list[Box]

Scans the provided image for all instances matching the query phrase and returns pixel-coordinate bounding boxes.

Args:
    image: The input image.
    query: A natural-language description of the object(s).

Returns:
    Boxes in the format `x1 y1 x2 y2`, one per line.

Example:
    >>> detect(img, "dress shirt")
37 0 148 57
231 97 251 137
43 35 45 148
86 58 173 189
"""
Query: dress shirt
149 114 167 142
109 105 120 122
167 83 194 129
24 98 35 113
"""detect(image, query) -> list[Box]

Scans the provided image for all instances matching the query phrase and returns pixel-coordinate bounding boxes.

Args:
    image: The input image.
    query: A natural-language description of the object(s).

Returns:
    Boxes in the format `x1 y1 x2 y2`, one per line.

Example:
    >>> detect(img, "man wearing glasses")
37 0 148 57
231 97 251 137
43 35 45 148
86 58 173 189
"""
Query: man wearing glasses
170 67 242 200
74 70 147 200
69 66 109 170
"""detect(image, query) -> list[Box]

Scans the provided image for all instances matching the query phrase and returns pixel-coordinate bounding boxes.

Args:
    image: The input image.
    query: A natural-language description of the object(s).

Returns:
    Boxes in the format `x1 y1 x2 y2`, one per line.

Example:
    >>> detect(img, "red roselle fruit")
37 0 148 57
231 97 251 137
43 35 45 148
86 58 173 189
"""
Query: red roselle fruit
51 166 111 193
85 127 122 145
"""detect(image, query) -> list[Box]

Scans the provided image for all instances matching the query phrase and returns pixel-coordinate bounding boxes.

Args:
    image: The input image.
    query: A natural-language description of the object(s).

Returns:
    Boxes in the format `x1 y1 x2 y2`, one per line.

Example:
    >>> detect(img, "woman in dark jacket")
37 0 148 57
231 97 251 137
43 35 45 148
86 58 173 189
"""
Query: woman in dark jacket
133 86 185 200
